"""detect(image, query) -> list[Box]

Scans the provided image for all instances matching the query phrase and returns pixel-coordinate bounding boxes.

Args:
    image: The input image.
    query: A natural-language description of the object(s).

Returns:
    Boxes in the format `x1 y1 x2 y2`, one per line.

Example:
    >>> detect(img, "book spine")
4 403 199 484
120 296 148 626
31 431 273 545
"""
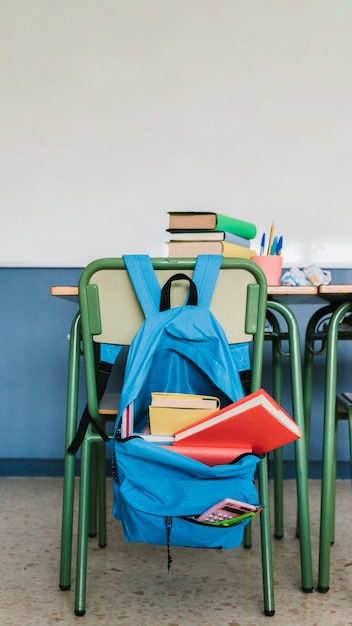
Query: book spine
222 241 256 258
167 231 250 247
216 214 257 240
222 232 251 246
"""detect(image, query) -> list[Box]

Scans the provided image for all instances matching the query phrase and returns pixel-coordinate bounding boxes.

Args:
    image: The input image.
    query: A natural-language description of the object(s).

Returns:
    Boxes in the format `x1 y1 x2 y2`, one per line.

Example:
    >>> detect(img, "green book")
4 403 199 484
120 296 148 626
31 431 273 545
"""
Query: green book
168 212 257 240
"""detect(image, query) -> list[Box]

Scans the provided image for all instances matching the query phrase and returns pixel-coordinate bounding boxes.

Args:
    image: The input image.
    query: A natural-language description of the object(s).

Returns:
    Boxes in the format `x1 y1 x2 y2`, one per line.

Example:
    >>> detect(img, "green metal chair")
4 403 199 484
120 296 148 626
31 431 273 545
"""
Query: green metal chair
264 300 313 593
264 306 316 557
335 393 352 478
301 299 352 593
66 256 278 617
264 310 288 539
310 300 352 593
59 313 119 594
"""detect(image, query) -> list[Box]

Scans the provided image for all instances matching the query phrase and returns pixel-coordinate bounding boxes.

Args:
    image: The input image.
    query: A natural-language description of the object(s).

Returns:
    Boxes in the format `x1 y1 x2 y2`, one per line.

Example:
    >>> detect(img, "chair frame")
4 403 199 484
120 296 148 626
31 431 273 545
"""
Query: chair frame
59 256 312 615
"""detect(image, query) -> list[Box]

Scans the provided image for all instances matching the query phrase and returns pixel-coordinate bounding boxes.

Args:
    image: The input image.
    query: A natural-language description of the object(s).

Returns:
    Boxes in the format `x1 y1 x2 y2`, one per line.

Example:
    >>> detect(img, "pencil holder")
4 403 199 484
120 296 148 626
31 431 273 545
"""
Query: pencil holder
252 255 283 286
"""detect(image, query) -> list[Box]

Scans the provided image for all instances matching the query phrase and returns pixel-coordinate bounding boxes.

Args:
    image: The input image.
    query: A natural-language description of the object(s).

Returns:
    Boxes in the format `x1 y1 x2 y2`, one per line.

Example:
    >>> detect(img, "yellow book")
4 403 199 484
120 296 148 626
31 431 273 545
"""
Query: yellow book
149 405 216 436
150 392 220 410
167 240 256 258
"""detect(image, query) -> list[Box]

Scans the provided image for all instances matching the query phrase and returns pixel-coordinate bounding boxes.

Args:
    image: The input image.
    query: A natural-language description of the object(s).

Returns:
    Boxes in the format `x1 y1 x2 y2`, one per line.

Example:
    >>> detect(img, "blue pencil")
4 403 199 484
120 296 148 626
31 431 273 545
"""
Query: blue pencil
270 236 278 255
276 236 283 255
260 233 265 256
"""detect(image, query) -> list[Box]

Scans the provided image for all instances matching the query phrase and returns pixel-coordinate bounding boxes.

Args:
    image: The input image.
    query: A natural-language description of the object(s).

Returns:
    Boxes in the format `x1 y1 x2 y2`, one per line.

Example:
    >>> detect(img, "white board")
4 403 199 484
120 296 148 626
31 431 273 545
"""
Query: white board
1 1 351 267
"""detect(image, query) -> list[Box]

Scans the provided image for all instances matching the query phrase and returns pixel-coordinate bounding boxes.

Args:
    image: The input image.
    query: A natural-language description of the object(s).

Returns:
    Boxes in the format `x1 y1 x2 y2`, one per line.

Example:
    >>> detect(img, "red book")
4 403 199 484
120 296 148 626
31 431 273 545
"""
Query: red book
172 388 301 454
162 444 252 466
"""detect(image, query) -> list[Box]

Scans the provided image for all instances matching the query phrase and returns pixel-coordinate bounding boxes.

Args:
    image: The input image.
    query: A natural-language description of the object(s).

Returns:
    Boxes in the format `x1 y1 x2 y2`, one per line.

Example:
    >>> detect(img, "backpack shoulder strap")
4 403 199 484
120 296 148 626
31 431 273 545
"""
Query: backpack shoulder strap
123 255 160 317
192 254 222 308
123 254 222 315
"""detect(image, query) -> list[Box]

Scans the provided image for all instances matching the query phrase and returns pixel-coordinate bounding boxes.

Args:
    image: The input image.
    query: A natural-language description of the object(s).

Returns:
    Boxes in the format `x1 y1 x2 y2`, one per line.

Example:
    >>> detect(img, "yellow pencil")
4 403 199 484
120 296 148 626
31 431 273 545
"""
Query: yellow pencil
267 221 275 255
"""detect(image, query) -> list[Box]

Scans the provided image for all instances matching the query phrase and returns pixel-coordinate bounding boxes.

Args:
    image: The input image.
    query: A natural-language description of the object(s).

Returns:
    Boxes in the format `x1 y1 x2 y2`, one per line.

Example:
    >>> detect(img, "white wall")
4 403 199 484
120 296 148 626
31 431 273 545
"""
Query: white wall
1 0 352 267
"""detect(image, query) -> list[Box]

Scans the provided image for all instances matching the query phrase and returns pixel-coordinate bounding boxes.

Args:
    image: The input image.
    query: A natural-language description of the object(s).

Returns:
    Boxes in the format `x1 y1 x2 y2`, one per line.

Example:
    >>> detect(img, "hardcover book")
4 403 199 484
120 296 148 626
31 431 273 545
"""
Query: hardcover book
149 405 216 436
150 392 220 409
167 230 251 247
172 388 301 453
168 212 257 240
163 444 252 465
167 240 256 259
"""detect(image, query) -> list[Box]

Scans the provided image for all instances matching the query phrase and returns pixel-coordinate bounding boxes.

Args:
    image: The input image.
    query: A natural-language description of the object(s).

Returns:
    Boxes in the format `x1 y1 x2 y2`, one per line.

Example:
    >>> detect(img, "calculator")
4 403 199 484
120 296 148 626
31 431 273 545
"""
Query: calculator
197 498 262 524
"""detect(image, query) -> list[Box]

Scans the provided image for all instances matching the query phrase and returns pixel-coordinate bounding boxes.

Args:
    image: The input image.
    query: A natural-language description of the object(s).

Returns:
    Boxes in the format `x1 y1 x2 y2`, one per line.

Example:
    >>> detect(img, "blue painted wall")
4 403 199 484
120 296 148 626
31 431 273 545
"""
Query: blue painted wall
0 268 85 473
1 266 352 476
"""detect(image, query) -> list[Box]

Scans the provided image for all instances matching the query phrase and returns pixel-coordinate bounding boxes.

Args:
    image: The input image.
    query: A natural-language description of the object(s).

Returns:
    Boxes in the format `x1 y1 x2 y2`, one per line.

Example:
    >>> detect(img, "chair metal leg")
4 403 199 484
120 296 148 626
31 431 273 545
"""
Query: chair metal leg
74 429 93 617
318 301 352 592
266 311 285 539
303 305 335 459
257 455 275 616
330 419 338 546
348 409 352 485
267 300 313 592
97 438 107 548
273 447 284 539
87 436 108 543
59 312 81 591
88 443 98 537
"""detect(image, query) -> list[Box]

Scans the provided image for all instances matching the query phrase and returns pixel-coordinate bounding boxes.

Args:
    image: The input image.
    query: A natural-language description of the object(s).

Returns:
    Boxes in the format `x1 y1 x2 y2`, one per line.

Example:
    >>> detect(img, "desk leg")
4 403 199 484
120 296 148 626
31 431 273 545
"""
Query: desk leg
59 312 81 591
317 301 352 592
267 300 313 592
265 310 285 538
303 305 335 457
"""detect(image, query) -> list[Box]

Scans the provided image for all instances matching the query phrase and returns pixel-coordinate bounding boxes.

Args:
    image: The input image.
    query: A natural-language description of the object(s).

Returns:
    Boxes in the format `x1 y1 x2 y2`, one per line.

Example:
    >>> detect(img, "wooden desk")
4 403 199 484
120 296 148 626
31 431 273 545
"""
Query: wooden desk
51 286 79 297
51 284 319 299
319 284 352 303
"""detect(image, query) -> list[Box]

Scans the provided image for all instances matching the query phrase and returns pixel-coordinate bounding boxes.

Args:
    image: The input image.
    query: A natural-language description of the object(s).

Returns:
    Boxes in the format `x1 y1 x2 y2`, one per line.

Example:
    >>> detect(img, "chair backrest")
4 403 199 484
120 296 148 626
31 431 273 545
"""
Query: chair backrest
78 257 267 419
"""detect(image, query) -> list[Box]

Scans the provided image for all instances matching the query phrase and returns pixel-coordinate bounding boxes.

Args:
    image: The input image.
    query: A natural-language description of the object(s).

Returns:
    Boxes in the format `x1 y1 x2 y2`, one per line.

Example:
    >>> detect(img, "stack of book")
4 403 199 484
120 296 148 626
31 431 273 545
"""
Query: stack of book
166 211 257 258
149 392 220 436
145 388 302 466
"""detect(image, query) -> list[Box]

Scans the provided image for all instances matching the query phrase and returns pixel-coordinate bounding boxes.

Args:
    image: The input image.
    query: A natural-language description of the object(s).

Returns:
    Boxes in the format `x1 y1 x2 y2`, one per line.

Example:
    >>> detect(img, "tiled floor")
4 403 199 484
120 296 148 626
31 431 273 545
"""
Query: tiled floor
1 477 352 626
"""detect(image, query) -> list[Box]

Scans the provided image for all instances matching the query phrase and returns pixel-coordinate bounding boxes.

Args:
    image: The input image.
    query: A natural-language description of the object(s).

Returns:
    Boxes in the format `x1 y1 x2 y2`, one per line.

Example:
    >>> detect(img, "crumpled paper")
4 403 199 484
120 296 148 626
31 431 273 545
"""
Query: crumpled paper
281 264 331 286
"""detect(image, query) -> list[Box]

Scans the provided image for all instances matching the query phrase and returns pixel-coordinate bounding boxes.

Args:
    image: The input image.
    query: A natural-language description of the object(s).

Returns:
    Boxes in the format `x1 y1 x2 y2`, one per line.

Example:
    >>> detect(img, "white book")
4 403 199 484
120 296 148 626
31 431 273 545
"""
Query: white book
167 230 250 247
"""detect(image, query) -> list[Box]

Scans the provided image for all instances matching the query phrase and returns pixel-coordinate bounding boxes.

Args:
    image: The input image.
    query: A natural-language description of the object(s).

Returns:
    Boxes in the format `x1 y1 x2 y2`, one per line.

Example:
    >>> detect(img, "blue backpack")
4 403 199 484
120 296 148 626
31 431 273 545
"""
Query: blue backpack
111 255 262 557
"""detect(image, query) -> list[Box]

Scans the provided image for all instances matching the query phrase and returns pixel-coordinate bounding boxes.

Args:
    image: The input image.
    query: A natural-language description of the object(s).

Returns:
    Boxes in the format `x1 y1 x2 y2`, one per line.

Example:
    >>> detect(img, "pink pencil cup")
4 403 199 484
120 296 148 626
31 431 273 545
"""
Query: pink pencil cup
252 255 283 286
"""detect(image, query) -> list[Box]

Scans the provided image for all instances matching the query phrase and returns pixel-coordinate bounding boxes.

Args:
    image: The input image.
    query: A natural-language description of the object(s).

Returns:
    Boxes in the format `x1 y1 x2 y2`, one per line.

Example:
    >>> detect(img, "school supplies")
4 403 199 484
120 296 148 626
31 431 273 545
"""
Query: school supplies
196 497 263 524
162 443 252 465
149 405 217 436
173 388 301 453
167 230 251 247
112 255 263 556
276 236 283 255
266 221 275 255
150 392 220 409
168 212 257 239
259 233 265 255
258 222 283 256
167 240 256 258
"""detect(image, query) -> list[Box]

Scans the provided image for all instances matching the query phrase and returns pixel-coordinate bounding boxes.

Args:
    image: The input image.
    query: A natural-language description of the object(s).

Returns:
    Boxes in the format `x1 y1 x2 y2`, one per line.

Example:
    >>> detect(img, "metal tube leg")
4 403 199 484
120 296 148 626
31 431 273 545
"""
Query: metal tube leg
59 312 81 591
258 455 275 616
267 300 313 592
317 301 352 592
75 431 93 617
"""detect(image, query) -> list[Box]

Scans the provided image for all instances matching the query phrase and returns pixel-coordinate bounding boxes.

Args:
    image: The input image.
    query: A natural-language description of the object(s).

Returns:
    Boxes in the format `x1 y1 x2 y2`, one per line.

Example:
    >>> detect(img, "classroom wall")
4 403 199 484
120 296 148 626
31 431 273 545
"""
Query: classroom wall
1 1 352 268
2 2 352 475
1 266 352 477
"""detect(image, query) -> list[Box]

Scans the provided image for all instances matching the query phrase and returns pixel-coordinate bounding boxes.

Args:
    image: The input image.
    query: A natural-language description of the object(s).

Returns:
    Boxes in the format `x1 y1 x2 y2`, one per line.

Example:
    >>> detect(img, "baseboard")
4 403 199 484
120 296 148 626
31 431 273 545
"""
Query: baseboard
0 459 112 477
1 458 351 479
268 460 351 480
